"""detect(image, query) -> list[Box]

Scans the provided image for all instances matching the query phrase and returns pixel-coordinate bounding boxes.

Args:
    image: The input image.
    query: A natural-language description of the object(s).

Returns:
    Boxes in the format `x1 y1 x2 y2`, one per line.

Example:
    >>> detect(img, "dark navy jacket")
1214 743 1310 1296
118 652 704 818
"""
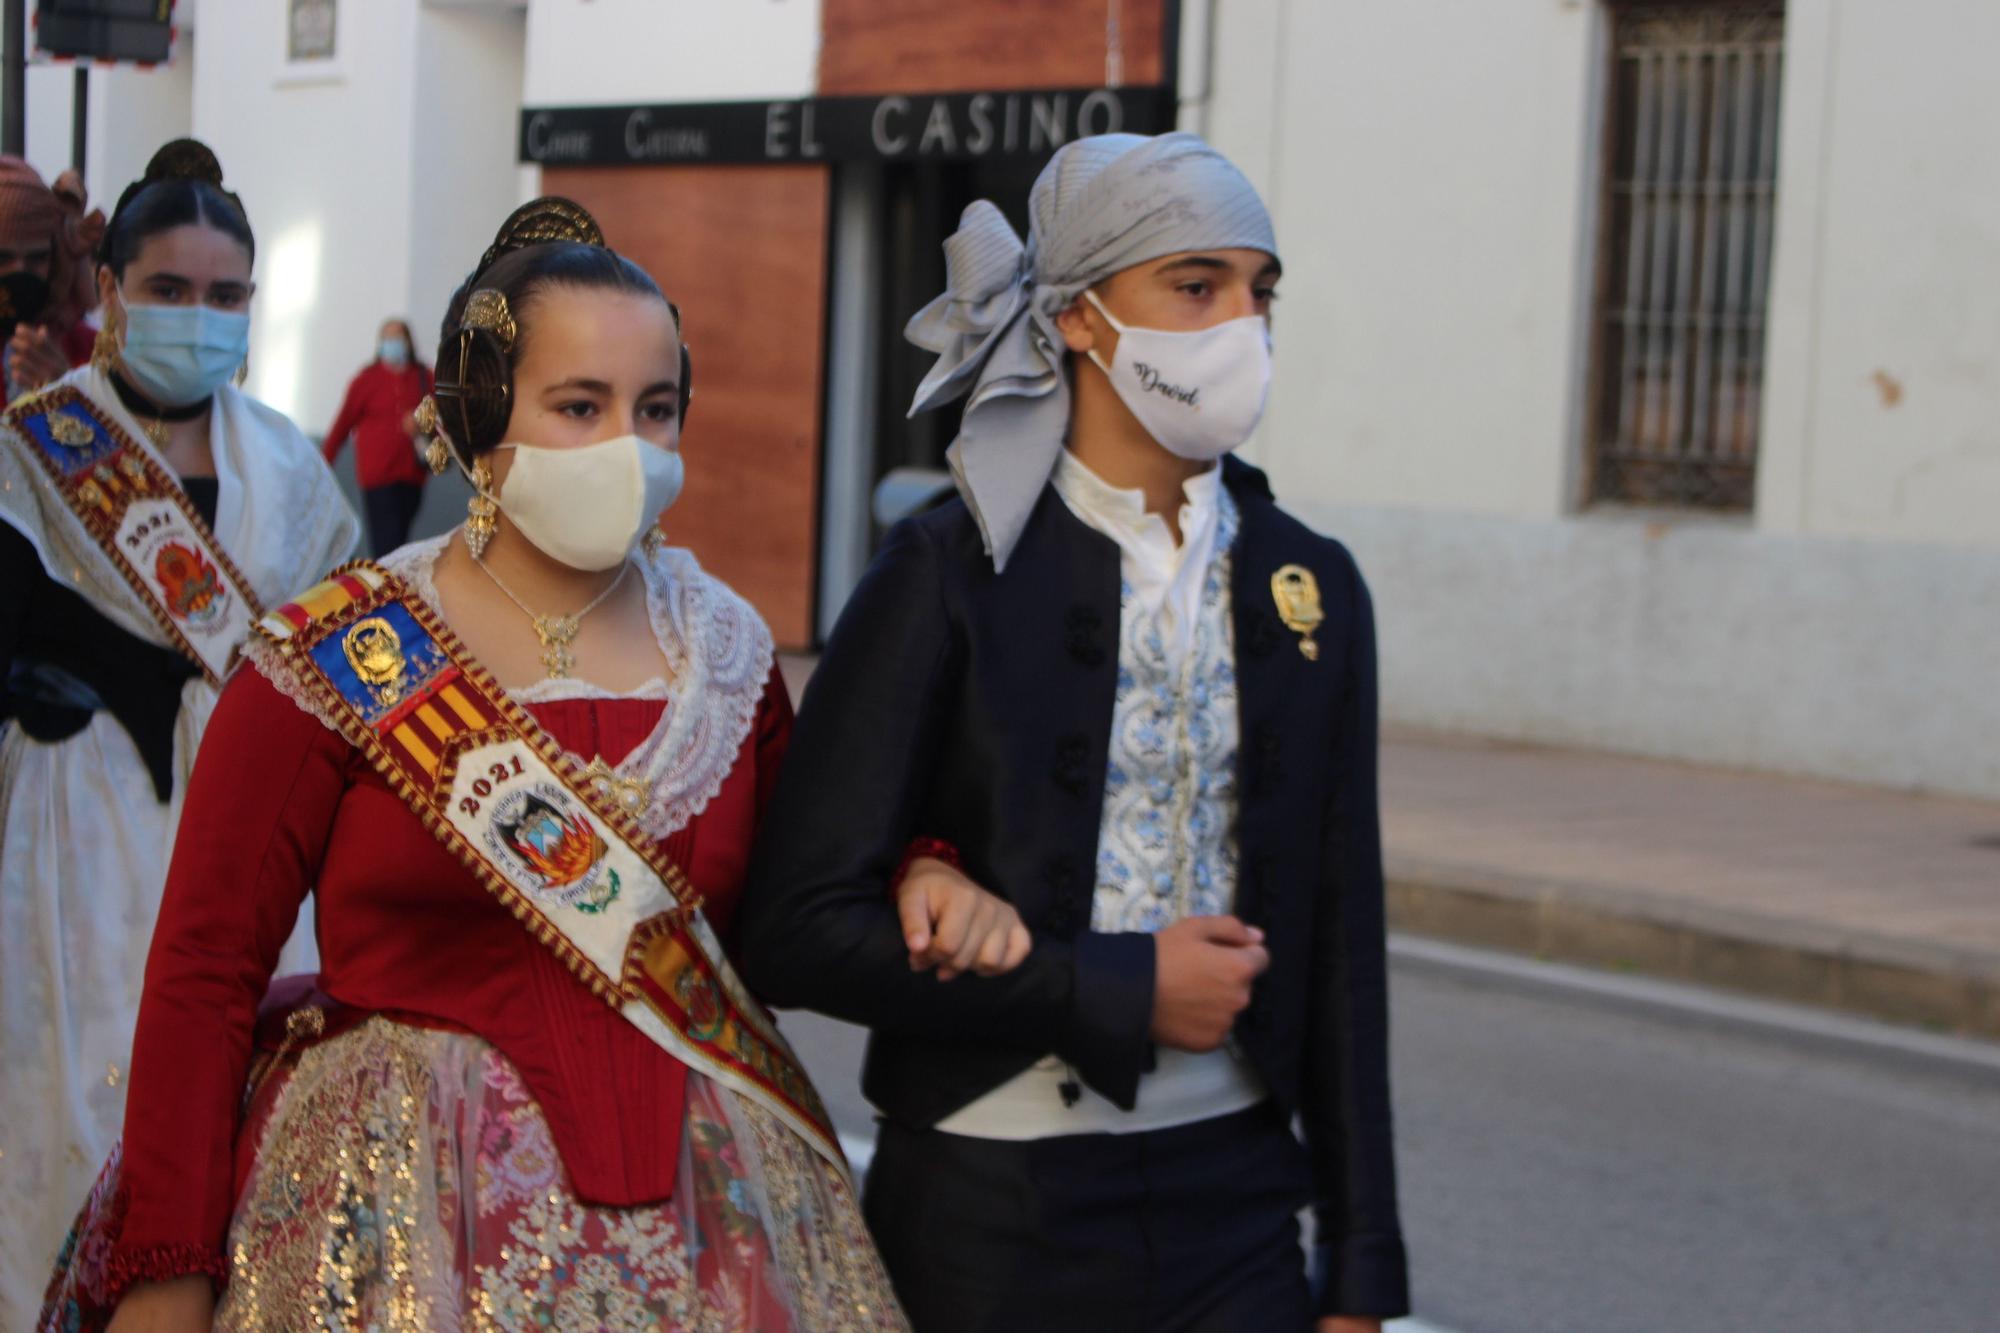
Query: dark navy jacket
740 457 1409 1317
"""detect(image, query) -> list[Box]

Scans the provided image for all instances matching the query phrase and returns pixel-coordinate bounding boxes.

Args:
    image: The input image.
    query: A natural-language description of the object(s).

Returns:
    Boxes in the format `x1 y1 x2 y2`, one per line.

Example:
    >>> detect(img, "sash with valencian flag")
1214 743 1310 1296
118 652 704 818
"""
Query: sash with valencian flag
6 385 261 684
254 561 846 1175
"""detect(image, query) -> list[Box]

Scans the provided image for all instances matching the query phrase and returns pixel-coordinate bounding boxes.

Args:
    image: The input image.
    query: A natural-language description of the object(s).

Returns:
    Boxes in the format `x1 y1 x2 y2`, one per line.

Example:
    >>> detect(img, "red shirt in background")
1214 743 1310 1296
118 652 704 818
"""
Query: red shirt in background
322 359 433 489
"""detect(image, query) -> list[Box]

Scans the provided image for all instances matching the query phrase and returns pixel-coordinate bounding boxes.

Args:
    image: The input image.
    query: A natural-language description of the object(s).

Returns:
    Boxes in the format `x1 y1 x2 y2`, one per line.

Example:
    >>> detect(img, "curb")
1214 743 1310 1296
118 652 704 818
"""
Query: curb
1385 857 2000 1043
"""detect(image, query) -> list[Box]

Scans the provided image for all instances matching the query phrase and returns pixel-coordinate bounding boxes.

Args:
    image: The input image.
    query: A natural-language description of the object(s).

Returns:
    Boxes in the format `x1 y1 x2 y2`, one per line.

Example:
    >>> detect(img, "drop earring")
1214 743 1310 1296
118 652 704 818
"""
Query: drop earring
90 324 118 374
414 397 451 475
464 459 499 558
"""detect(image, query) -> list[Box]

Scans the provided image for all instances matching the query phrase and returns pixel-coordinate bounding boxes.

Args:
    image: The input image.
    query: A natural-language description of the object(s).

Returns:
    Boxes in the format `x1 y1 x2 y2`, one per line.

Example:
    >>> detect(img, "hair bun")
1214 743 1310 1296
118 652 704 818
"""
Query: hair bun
473 196 605 279
142 139 227 188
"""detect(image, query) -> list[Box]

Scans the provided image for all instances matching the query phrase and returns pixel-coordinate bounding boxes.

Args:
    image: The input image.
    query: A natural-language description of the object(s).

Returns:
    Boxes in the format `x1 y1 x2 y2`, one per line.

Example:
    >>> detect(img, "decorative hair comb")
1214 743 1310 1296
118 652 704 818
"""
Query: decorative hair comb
472 196 607 280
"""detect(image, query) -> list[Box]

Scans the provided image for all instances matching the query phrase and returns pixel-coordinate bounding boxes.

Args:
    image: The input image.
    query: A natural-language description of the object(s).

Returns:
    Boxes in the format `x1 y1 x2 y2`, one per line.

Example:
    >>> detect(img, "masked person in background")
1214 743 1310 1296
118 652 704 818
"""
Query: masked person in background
0 156 105 399
0 139 358 1329
322 317 435 554
40 197 909 1333
740 132 1410 1331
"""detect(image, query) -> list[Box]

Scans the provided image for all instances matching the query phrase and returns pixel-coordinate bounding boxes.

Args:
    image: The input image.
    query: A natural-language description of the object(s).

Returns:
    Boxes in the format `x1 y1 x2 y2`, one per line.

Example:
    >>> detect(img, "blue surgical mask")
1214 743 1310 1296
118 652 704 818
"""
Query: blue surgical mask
118 300 251 406
380 336 409 367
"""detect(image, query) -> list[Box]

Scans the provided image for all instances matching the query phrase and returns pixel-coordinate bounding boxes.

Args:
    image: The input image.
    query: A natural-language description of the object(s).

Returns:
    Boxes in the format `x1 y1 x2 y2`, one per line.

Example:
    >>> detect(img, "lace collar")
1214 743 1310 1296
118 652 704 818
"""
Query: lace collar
256 533 774 843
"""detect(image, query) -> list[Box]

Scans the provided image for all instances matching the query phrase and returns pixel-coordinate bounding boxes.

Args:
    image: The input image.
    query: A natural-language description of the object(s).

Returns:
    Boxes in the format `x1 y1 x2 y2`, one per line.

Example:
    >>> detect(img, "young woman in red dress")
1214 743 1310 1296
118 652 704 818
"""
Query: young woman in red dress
37 200 934 1332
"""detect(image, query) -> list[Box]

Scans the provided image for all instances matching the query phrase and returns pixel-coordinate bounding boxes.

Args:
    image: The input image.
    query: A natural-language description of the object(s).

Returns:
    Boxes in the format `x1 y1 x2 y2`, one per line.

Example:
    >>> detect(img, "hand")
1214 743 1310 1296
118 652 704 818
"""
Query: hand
1150 915 1269 1051
1320 1320 1383 1333
895 856 1033 981
106 1275 214 1332
7 324 72 394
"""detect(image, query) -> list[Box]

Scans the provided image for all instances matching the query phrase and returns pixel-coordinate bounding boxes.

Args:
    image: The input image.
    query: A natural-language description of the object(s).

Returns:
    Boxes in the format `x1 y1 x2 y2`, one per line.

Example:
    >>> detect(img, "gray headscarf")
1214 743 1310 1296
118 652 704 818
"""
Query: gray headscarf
904 131 1279 571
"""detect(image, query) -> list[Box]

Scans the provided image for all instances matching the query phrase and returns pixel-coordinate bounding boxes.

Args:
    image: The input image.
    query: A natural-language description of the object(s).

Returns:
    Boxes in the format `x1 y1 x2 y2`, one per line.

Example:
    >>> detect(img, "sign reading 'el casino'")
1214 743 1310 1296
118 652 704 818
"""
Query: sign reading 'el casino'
519 87 1171 167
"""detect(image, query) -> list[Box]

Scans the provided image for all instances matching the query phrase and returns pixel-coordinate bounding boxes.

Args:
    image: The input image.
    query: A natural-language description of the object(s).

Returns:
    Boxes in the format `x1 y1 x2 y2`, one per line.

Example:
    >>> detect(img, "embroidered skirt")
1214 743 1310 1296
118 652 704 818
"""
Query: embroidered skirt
41 1016 905 1332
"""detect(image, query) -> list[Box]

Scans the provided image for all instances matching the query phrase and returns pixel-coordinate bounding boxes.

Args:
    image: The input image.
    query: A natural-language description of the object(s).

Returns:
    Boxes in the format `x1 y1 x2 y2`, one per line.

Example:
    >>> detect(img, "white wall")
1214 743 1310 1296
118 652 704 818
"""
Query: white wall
1206 0 1600 522
523 0 821 105
1312 501 2000 799
83 64 198 218
188 0 421 430
410 3 532 359
1758 0 2000 547
1199 0 2000 797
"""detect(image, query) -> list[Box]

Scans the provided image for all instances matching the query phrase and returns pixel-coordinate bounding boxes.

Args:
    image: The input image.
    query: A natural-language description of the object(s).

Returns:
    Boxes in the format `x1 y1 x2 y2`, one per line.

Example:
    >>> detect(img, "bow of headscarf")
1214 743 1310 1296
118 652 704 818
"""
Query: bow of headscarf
899 202 1084 566
904 201 1066 417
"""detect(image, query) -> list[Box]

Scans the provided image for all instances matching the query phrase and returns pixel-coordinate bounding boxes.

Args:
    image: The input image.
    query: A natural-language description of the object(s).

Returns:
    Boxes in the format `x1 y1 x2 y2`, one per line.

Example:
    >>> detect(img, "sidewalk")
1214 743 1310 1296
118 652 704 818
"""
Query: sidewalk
1382 729 2000 1041
778 656 2000 1040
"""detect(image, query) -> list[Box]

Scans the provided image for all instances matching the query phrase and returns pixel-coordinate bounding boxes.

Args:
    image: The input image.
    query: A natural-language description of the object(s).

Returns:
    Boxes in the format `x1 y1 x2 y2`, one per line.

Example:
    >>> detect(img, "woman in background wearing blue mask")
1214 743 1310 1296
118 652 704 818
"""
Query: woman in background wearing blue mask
0 139 357 1326
322 317 435 555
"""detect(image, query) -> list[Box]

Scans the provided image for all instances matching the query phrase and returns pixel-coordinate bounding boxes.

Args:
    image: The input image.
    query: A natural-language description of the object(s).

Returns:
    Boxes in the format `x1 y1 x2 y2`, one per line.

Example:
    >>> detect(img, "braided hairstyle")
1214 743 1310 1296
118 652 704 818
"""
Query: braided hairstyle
98 139 253 277
430 197 691 464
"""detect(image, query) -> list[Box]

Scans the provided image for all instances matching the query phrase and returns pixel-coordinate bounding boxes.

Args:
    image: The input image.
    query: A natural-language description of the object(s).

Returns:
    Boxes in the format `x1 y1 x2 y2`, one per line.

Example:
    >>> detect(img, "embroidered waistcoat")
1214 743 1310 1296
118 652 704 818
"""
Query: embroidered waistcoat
1091 489 1242 934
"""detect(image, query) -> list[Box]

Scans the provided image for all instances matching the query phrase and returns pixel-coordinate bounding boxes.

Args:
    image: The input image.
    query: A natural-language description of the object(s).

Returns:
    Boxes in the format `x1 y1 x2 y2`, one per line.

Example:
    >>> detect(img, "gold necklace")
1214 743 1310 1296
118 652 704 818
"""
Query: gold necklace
472 555 630 680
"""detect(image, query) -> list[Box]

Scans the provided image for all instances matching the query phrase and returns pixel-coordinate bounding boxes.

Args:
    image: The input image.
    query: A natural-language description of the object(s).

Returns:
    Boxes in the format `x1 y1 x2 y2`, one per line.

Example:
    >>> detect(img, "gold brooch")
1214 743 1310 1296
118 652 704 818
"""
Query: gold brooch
583 756 652 818
1271 564 1325 661
343 616 409 707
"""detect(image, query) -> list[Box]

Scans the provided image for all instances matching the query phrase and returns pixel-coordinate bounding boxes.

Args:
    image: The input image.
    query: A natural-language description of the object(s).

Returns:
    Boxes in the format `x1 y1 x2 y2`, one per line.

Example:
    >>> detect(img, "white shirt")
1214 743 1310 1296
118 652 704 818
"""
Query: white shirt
1050 449 1225 670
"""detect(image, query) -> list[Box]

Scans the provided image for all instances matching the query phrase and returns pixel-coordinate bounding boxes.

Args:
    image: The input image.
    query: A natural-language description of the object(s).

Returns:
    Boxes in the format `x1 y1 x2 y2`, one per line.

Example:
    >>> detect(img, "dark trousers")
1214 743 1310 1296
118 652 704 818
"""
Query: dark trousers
362 482 424 556
863 1104 1315 1333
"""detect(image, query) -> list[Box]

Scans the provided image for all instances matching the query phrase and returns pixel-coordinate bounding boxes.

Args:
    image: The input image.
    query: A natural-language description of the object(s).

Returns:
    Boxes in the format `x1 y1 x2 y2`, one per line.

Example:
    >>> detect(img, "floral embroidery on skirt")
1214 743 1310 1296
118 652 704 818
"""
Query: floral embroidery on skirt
42 1017 905 1332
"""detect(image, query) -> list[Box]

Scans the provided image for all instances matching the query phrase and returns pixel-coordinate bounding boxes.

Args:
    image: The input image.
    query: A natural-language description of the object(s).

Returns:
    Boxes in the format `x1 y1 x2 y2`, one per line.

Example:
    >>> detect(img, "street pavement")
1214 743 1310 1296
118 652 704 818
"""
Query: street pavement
779 941 2000 1333
1380 727 2000 1037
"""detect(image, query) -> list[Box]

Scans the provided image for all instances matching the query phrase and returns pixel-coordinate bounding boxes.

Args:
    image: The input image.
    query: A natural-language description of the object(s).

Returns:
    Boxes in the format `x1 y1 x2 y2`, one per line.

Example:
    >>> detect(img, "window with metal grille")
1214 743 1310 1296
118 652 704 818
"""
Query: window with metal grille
1589 2 1785 510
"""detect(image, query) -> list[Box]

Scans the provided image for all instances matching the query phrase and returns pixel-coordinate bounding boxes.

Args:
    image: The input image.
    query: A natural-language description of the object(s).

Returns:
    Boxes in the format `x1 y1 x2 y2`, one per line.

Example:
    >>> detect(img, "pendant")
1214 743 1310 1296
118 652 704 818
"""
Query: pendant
533 614 580 678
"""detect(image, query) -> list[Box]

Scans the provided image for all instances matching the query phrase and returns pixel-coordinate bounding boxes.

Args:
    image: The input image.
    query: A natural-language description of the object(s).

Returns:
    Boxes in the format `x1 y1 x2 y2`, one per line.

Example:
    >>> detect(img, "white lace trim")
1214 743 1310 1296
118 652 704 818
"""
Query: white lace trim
253 533 775 843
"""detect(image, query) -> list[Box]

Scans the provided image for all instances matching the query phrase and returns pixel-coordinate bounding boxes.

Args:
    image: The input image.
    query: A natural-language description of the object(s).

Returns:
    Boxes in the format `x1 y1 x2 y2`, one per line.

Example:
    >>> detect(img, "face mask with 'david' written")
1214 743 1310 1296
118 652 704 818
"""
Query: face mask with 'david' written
1085 288 1272 461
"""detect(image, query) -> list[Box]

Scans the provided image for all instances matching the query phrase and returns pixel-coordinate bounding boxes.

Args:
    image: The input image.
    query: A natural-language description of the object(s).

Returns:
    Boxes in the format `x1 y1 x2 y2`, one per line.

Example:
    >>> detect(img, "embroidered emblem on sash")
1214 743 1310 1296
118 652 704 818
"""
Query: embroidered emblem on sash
489 784 621 914
5 387 261 683
156 542 225 628
256 563 844 1176
49 410 95 449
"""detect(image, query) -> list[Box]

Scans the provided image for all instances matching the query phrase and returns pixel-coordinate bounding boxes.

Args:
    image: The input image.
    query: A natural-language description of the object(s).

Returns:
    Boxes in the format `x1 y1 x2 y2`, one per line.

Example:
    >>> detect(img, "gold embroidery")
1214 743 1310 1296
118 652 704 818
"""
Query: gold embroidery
216 1020 907 1331
49 411 94 448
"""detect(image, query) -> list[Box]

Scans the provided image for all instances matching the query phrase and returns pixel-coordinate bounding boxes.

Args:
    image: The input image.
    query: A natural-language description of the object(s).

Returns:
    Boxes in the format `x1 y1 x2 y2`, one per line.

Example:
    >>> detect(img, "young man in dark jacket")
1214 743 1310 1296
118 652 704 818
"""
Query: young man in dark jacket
742 131 1409 1333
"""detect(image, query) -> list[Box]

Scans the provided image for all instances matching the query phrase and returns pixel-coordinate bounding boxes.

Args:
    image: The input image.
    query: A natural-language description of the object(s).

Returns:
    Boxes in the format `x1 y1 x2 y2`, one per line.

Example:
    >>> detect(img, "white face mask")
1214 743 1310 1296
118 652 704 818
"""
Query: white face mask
1084 289 1272 462
491 434 685 571
118 299 252 406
